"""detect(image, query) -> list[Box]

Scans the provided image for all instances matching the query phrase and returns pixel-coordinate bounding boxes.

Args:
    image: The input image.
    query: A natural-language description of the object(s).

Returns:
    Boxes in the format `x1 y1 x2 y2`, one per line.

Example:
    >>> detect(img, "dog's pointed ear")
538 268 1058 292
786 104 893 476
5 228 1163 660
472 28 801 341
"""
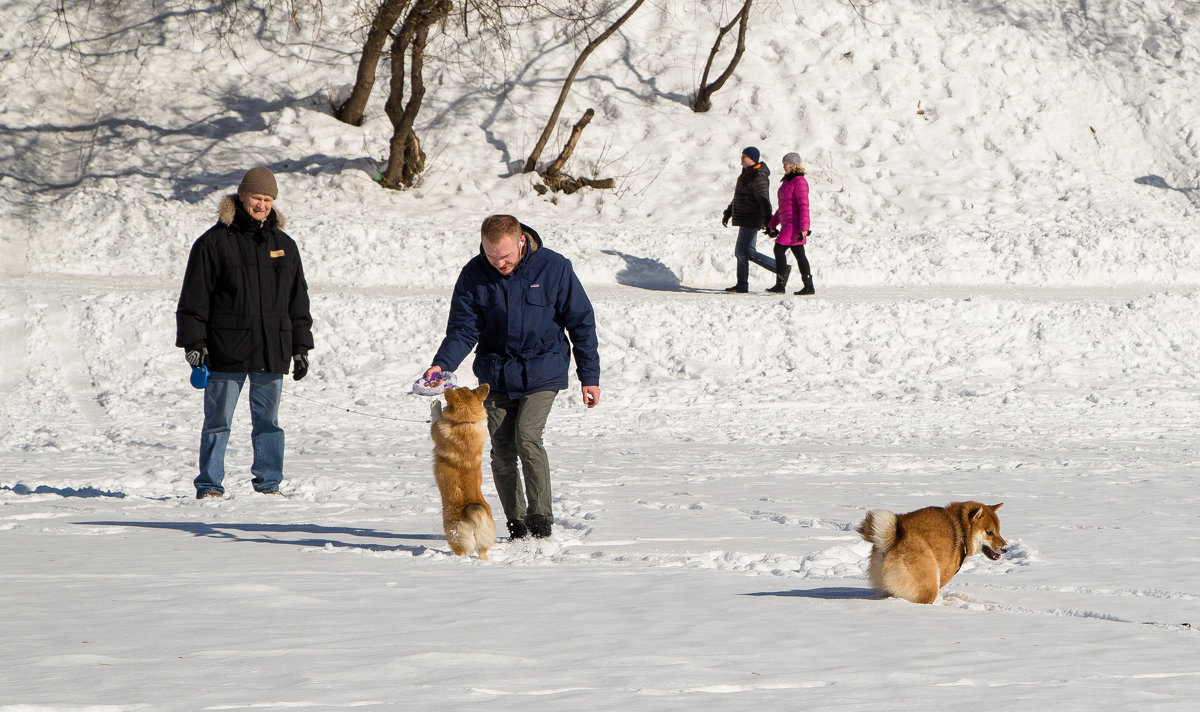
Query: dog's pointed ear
475 383 490 399
969 505 985 521
991 503 1004 511
430 400 442 422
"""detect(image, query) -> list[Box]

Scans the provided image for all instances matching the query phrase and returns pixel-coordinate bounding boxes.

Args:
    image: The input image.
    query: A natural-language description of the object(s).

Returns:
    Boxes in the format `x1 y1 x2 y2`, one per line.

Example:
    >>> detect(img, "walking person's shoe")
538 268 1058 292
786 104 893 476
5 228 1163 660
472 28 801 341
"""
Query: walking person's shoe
724 285 749 293
196 489 222 499
526 514 553 539
766 265 791 294
794 274 816 295
506 519 529 540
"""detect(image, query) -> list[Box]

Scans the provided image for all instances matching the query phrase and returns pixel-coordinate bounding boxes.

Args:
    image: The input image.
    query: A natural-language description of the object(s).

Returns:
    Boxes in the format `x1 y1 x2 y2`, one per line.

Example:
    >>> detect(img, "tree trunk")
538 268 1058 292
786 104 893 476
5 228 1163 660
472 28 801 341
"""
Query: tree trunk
380 0 451 189
543 108 595 178
536 108 617 194
693 0 753 113
335 0 412 126
523 0 646 173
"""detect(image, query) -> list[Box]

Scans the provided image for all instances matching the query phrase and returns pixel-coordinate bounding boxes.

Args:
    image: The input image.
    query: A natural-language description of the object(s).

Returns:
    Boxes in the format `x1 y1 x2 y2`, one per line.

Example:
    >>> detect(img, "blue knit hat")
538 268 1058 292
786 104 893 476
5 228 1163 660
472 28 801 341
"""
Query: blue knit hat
742 146 761 163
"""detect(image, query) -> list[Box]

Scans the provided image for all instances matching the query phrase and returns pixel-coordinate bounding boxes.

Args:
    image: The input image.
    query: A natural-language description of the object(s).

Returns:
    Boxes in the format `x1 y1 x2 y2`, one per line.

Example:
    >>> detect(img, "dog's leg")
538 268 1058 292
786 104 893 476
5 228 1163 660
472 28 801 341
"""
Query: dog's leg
885 554 941 604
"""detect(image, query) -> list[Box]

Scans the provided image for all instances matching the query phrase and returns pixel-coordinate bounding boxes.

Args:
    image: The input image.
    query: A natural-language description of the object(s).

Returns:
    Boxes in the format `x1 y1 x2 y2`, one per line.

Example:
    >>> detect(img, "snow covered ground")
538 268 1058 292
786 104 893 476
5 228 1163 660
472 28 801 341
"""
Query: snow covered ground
2 0 1200 709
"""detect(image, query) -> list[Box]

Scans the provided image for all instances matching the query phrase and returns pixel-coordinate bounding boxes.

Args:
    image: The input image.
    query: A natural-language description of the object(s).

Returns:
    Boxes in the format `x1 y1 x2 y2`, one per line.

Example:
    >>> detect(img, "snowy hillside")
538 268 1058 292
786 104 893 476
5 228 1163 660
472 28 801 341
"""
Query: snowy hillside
3 0 1200 709
3 0 1199 285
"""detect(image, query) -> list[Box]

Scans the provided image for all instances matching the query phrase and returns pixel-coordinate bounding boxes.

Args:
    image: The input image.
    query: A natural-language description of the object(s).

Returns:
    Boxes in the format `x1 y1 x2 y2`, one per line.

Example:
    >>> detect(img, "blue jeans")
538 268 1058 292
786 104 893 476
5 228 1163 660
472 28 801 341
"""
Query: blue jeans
195 372 285 495
734 225 777 288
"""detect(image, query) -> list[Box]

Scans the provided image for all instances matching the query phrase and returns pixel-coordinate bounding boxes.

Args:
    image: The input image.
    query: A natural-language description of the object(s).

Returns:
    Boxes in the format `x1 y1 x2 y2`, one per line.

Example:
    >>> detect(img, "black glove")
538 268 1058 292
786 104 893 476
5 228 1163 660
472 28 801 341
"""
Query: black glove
765 227 780 238
722 208 732 227
292 351 309 381
185 343 208 368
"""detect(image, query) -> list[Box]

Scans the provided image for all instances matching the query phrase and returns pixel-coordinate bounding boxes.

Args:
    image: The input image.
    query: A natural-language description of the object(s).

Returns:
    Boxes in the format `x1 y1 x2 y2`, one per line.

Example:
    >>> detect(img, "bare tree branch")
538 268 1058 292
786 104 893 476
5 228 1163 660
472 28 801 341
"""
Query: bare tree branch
543 107 595 179
692 0 752 113
522 0 646 173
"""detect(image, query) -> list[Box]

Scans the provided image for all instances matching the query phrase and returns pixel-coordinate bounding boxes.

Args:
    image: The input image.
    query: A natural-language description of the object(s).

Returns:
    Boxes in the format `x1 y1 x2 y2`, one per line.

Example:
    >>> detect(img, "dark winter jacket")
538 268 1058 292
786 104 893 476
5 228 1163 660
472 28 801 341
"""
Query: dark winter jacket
431 224 600 399
723 162 773 228
175 195 313 374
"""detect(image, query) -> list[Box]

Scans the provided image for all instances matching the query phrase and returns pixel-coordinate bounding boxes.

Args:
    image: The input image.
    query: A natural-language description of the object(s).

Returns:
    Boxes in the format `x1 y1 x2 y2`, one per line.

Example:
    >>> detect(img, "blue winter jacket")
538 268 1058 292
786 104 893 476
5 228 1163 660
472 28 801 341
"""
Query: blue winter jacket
431 224 600 399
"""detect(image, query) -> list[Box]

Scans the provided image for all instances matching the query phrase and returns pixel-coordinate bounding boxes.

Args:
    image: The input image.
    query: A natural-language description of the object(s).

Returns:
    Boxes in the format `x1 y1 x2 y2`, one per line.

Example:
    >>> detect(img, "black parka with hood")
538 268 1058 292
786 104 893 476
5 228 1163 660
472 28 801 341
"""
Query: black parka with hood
723 162 773 228
175 195 313 374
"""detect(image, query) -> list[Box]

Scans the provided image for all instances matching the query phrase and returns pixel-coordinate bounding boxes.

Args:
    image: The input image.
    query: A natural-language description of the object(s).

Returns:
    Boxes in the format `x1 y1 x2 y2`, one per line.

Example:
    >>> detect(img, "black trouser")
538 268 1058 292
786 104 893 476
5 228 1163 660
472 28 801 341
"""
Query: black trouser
773 243 810 275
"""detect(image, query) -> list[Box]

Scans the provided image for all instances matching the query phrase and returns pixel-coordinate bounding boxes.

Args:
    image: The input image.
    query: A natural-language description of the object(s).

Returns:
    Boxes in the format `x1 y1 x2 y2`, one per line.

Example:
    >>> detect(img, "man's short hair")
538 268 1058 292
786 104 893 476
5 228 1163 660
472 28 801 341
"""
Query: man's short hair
481 214 521 244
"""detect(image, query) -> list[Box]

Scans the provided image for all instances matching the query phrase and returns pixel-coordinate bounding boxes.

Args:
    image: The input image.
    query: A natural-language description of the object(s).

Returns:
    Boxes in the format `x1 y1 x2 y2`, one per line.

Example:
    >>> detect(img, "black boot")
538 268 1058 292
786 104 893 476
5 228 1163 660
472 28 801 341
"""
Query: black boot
506 519 529 539
526 514 553 539
794 274 815 295
766 265 791 294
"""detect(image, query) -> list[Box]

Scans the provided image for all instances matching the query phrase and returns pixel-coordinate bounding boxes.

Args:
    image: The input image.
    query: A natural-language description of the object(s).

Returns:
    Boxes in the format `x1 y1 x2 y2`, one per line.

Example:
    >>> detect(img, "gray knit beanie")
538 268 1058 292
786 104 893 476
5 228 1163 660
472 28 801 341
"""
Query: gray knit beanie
238 167 278 199
781 152 803 168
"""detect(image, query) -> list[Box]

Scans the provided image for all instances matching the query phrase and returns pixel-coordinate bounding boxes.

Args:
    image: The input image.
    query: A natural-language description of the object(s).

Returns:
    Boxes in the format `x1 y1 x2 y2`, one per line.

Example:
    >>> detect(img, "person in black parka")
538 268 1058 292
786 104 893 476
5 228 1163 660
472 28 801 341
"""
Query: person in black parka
175 167 313 499
721 146 777 292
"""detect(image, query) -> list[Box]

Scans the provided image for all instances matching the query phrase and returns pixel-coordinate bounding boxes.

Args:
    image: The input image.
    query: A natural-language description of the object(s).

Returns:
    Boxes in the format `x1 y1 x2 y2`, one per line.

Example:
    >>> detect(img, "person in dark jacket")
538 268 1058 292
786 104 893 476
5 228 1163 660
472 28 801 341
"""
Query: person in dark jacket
721 146 776 293
175 166 313 499
423 214 600 540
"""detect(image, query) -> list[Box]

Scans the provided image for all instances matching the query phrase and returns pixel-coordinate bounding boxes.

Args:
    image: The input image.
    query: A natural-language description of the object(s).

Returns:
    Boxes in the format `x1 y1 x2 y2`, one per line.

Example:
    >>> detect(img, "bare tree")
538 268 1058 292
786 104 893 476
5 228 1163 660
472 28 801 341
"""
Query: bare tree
379 0 453 189
522 0 647 174
335 0 412 126
536 108 616 194
692 0 753 113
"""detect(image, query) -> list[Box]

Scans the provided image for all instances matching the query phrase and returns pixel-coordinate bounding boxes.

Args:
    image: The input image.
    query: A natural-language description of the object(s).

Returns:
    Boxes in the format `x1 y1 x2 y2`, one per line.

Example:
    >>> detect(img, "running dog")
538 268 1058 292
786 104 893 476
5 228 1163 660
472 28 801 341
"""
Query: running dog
858 501 1007 604
430 384 496 559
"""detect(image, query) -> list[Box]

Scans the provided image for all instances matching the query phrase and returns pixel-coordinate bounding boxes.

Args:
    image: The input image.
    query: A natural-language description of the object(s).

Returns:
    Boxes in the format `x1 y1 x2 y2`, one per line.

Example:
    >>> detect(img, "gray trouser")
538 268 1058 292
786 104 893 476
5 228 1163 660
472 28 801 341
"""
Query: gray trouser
485 390 558 523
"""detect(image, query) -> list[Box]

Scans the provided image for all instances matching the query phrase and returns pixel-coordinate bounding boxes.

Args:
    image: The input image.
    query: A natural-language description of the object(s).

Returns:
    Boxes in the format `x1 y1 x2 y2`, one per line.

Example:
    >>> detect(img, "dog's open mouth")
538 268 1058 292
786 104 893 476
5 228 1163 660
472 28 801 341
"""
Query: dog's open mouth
983 545 1003 561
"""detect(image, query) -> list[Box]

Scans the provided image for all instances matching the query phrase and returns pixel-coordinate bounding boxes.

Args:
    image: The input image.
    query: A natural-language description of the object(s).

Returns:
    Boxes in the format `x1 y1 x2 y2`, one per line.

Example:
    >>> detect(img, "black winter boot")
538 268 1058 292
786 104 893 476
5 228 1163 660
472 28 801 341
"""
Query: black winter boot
526 514 553 539
794 274 815 295
506 519 529 539
765 265 791 294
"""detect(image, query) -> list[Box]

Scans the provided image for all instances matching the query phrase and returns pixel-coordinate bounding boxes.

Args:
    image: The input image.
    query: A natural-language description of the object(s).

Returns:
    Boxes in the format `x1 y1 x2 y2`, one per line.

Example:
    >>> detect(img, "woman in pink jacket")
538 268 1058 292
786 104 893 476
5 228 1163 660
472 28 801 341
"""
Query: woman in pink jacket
765 152 815 295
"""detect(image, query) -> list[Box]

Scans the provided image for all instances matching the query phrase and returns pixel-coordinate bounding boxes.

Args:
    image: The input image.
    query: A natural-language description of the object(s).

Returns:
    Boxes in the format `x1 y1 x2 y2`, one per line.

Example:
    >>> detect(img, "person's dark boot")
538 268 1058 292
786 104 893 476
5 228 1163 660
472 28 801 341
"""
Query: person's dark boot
794 274 815 295
506 519 529 539
766 265 791 294
526 514 552 539
724 285 748 293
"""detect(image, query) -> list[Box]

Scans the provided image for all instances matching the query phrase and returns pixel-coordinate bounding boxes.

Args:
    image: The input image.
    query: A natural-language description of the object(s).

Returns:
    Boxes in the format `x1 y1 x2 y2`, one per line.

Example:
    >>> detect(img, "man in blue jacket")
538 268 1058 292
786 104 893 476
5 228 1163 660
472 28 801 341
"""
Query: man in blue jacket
424 214 600 540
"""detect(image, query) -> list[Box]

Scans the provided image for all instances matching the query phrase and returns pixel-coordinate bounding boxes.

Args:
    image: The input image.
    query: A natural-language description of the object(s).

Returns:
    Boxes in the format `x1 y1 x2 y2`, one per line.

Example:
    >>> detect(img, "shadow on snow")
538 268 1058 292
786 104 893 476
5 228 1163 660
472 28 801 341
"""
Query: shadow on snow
76 520 438 555
744 586 877 600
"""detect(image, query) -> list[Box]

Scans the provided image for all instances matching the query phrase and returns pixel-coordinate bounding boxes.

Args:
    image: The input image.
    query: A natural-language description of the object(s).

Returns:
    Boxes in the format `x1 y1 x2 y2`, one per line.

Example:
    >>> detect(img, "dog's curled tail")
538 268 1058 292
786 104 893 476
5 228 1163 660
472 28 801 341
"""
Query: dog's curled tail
858 509 897 550
464 502 496 557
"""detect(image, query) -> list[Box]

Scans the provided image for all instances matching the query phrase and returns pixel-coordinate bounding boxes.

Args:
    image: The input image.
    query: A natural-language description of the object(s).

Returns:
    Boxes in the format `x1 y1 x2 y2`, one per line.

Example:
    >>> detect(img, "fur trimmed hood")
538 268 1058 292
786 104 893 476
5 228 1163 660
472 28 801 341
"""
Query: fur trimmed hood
218 194 286 229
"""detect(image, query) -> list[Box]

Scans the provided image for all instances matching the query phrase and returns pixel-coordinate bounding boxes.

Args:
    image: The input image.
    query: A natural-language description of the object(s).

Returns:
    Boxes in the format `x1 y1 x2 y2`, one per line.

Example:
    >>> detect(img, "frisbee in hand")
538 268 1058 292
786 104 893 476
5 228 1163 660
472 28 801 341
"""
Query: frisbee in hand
412 371 457 396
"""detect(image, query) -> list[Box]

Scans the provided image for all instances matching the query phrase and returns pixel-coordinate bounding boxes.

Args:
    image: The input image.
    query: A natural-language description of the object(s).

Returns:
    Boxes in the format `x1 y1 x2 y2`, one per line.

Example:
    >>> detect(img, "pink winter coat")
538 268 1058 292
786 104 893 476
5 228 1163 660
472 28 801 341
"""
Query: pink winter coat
767 172 810 246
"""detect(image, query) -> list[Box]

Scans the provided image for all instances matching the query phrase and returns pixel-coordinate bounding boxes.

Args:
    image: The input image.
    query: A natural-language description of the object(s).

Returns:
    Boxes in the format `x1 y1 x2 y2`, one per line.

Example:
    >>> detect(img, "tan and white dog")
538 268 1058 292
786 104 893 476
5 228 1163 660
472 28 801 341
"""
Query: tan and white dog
430 384 496 559
858 501 1007 604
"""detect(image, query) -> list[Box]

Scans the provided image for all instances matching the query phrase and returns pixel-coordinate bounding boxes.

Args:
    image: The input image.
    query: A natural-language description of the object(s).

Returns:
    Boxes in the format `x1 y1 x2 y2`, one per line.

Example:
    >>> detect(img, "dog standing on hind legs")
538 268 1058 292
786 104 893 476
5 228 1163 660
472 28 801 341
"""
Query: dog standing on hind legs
858 501 1007 604
430 384 496 559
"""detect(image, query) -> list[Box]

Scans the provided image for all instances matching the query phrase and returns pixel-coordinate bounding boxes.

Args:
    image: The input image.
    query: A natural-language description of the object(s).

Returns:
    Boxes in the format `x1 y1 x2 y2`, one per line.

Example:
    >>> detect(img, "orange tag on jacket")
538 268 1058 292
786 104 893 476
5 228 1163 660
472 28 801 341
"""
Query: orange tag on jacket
270 250 285 258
